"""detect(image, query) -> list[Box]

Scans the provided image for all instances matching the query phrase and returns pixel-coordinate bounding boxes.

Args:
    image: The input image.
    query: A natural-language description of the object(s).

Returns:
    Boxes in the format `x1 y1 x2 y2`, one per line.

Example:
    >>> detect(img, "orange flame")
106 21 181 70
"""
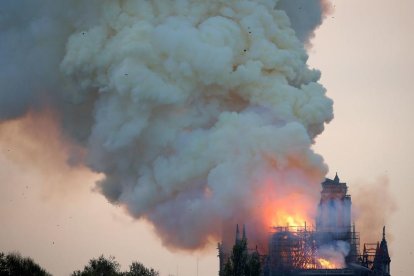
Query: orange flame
317 258 341 269
258 178 316 228
228 162 323 251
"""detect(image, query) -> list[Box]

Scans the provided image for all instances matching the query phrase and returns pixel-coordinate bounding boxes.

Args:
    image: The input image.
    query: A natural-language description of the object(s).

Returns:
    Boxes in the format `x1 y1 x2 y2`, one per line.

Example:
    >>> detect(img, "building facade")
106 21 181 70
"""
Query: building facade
218 174 391 276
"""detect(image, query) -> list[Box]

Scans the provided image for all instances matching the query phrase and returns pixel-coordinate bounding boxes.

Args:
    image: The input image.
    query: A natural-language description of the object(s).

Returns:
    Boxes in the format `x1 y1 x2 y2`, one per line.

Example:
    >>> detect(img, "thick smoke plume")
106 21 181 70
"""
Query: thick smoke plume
0 0 333 250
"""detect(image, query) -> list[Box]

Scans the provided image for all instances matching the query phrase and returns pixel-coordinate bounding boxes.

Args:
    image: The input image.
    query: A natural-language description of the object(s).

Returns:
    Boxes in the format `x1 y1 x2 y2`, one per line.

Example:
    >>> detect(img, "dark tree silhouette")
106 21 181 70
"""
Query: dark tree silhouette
222 257 233 276
222 238 262 276
125 261 159 276
231 239 248 276
248 251 262 276
0 252 51 276
71 255 121 276
71 255 159 276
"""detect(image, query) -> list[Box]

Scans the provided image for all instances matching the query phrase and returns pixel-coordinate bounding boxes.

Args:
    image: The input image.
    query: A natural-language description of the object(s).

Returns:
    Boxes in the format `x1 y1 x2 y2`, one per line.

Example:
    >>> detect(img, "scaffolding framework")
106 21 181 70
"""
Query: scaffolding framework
267 224 361 273
361 243 378 270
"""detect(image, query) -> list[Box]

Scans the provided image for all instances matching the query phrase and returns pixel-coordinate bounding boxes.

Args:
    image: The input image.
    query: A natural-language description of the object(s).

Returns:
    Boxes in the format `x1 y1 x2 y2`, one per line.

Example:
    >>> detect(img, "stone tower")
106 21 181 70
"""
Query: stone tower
316 173 351 233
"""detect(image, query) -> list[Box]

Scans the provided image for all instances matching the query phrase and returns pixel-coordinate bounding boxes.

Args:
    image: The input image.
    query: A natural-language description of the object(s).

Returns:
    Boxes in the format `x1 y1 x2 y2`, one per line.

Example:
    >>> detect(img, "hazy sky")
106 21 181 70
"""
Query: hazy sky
1 1 413 276
311 1 414 275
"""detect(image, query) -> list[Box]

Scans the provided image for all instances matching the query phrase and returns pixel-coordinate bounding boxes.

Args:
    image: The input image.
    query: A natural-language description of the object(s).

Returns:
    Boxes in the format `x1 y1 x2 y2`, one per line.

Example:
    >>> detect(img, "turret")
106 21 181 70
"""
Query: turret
334 172 339 182
373 226 391 276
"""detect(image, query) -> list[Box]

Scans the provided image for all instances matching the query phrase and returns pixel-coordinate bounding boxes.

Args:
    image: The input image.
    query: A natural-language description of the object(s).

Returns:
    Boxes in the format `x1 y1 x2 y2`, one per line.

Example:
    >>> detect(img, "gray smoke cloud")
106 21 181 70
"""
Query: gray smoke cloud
276 0 332 43
0 0 333 250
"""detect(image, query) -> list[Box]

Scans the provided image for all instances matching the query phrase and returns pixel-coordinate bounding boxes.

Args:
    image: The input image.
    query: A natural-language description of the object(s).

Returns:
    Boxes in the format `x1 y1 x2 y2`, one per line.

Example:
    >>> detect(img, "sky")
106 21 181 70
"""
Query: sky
1 1 414 275
311 0 414 275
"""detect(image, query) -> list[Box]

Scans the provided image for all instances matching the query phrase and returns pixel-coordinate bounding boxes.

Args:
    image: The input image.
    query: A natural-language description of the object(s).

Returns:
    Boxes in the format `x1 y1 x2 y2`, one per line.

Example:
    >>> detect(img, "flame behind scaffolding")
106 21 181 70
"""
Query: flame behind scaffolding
218 175 391 276
266 224 360 272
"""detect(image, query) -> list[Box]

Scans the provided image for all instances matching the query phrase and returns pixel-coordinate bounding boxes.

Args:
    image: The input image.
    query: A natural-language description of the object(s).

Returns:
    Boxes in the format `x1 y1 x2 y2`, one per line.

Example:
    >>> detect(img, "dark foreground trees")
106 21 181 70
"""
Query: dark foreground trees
71 255 120 276
0 252 51 276
0 251 158 276
126 262 159 276
222 238 262 276
71 255 159 276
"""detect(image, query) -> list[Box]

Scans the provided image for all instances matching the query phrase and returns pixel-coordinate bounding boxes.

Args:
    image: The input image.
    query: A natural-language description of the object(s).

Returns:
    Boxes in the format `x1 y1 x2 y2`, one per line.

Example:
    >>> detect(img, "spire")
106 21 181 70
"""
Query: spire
373 226 391 274
379 225 390 263
334 172 339 182
235 224 240 243
242 224 246 241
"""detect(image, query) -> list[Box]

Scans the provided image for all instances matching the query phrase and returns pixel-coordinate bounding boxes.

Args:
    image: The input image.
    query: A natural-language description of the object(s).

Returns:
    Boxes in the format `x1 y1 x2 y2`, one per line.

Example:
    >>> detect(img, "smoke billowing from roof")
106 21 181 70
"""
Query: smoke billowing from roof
0 0 333 250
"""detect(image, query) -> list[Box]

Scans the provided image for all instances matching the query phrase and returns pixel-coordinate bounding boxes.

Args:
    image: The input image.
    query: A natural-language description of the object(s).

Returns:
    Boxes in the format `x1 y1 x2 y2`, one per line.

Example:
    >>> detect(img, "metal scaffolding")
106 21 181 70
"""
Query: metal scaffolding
361 243 378 270
266 224 361 274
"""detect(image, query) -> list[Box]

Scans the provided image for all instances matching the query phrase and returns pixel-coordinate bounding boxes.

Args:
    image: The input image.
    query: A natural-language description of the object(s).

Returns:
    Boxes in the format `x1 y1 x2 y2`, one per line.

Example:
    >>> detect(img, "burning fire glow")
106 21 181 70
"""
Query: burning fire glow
317 258 341 269
240 176 321 251
258 178 317 228
252 176 349 270
270 211 307 228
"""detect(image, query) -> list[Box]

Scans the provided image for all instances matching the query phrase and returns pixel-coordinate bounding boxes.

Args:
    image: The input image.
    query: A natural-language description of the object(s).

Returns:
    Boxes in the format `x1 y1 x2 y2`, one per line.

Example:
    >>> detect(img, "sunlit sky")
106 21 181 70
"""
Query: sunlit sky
1 1 413 275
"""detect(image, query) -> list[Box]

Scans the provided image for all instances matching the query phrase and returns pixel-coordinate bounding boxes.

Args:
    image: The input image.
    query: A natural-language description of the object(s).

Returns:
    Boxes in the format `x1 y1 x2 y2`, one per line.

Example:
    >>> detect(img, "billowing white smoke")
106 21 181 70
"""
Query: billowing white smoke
1 0 333 249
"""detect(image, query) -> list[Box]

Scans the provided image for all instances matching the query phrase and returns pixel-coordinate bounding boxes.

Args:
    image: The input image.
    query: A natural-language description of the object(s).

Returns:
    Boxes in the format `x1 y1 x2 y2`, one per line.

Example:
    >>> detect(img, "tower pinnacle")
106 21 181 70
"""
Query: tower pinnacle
235 224 240 243
334 172 339 182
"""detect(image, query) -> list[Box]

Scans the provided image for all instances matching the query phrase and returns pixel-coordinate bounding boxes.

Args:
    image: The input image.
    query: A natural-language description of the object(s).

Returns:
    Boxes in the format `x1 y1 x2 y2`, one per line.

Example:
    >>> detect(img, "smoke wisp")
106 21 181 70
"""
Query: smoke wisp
352 176 397 245
318 241 350 269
